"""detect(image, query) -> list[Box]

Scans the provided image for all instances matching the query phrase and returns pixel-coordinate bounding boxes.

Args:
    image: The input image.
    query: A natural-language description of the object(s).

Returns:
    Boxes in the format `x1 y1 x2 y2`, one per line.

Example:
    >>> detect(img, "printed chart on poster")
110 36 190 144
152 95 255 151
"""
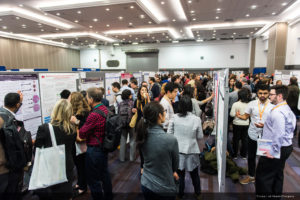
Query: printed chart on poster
79 77 104 91
39 73 78 123
105 72 121 105
0 74 42 139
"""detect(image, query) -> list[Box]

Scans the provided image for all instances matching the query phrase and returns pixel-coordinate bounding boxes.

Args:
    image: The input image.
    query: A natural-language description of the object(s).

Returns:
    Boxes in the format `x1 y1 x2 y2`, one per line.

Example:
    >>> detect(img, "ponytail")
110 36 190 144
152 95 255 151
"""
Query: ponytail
136 102 164 148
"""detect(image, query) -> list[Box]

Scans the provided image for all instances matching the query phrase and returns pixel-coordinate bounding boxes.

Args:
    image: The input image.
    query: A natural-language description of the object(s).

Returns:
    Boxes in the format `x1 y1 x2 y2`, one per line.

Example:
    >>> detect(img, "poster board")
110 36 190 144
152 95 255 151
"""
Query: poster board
132 72 143 85
143 72 155 83
79 77 104 91
0 74 42 139
105 72 121 105
121 73 133 82
214 69 229 192
39 73 78 123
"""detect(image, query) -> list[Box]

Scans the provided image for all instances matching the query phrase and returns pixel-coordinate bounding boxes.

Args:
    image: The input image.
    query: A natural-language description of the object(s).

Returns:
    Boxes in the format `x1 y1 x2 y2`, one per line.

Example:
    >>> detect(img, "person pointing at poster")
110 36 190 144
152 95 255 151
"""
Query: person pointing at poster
255 85 296 197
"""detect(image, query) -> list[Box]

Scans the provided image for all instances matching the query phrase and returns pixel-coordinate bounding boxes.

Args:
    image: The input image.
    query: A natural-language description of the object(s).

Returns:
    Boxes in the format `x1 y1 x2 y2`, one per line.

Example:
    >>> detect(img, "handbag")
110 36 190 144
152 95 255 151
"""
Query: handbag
129 100 140 128
29 124 68 190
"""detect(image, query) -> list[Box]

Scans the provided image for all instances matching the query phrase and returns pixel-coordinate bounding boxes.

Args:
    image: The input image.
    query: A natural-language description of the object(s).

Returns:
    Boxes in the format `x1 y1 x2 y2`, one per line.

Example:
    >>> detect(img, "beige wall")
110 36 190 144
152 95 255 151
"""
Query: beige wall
0 37 80 71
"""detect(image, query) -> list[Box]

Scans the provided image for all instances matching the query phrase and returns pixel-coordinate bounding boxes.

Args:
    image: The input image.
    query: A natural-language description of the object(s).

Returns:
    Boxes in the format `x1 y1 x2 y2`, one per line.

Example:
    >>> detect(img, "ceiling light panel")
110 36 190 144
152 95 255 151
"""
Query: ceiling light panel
109 32 172 43
45 3 155 31
39 32 116 42
136 0 168 23
0 15 60 34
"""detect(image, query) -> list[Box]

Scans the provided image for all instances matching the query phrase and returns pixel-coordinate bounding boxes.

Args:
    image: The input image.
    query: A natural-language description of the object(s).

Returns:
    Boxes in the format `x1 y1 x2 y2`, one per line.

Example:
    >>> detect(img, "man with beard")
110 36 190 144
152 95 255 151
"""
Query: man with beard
255 85 296 197
236 84 274 184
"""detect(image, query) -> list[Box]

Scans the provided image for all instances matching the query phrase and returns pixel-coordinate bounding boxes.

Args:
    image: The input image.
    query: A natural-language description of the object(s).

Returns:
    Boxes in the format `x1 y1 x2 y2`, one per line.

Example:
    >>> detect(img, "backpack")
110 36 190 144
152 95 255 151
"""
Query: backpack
16 120 33 164
0 112 27 171
118 100 133 128
93 109 123 152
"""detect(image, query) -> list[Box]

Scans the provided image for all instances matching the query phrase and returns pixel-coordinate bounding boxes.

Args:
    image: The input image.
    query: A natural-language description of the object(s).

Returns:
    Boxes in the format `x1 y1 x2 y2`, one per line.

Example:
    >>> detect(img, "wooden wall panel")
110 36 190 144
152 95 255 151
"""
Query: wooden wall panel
0 37 80 71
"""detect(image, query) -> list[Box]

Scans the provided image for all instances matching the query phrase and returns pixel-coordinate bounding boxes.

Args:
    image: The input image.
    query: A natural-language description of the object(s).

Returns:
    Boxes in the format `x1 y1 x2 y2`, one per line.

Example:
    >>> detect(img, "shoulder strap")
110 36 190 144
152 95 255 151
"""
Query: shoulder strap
93 108 108 119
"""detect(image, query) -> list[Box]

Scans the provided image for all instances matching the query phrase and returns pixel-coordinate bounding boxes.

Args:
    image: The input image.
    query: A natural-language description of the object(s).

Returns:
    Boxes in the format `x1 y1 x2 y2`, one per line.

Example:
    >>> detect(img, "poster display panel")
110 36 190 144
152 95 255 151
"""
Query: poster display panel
132 72 143 85
79 77 104 91
0 74 42 139
105 72 121 106
121 73 133 82
39 73 78 123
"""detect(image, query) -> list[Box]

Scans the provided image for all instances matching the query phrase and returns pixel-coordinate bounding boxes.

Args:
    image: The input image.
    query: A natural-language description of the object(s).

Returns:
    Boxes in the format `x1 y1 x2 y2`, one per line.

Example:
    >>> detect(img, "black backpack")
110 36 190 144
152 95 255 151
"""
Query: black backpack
118 100 133 128
16 120 33 164
93 109 122 152
0 112 27 171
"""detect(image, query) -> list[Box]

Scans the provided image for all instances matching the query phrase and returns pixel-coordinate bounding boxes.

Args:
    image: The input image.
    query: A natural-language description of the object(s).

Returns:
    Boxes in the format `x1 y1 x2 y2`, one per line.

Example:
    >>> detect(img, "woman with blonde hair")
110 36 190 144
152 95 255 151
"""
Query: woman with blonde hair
35 99 76 200
69 92 90 195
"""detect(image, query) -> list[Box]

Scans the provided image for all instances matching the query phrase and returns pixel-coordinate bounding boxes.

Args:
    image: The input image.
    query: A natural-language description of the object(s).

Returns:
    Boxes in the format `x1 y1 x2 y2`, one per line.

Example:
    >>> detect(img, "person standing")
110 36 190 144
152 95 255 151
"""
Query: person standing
149 77 161 100
79 88 112 200
112 82 123 114
255 85 296 196
167 96 203 199
236 84 274 184
121 79 135 100
136 102 179 200
0 92 25 200
230 88 251 159
160 82 179 132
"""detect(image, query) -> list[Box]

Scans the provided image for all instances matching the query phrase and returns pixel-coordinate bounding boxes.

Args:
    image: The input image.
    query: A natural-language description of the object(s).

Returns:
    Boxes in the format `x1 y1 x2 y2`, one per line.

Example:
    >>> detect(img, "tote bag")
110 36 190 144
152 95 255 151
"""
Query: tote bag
29 124 68 190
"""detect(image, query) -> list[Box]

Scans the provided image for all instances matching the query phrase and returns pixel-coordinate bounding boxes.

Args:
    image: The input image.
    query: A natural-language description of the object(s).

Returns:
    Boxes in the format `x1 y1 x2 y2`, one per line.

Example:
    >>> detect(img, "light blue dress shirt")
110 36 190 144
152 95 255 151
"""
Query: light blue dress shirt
120 85 136 100
262 101 296 157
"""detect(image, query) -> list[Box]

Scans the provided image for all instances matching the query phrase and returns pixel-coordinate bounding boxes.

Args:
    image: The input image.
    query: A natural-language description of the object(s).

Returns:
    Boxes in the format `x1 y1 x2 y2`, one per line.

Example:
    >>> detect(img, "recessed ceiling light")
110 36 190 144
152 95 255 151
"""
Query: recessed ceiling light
272 12 276 15
22 24 26 27
135 37 138 40
196 39 203 42
85 40 88 42
190 10 195 14
15 17 20 20
152 36 155 39
77 10 82 14
56 13 60 16
213 33 216 36
44 13 48 16
93 18 98 22
74 20 79 23
213 30 216 32
161 1 165 5
118 16 123 20
197 34 200 37
245 14 250 17
148 21 152 24
247 35 250 37
130 6 134 9
212 36 215 39
38 23 42 26
166 36 169 38
106 24 110 27
129 35 132 37
123 38 125 40
89 25 93 28
282 2 287 6
172 19 176 22
56 28 59 31
132 42 138 45
2 26 7 29
106 8 110 11
41 29 44 31
250 31 254 34
254 28 258 30
188 0 192 3
193 18 196 21
129 22 133 26
140 14 145 19
180 30 183 33
162 32 165 35
115 35 118 38
216 8 221 11
233 32 236 35
215 16 219 19
251 5 257 9
19 4 23 7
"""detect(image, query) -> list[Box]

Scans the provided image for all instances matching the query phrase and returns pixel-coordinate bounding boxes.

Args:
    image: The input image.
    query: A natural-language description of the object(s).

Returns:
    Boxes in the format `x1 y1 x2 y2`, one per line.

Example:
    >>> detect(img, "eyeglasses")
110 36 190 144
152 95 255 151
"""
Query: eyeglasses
269 93 276 96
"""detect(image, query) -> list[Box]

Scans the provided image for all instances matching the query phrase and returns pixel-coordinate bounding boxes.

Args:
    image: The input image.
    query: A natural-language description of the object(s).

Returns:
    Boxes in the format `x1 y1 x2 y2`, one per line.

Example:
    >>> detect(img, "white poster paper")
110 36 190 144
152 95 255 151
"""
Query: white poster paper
132 72 143 85
79 77 104 91
0 74 42 138
39 73 78 123
105 72 120 106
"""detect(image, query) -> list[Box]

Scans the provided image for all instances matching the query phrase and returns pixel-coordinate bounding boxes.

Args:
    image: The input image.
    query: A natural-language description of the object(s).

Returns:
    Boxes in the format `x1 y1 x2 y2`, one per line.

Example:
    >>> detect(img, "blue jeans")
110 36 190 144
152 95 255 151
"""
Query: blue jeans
86 146 112 200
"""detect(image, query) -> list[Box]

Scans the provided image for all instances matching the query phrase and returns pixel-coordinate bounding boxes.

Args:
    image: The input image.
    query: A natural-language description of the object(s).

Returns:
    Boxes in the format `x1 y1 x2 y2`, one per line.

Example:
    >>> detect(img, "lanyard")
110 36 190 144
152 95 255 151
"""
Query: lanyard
258 100 269 120
271 102 288 111
93 103 103 110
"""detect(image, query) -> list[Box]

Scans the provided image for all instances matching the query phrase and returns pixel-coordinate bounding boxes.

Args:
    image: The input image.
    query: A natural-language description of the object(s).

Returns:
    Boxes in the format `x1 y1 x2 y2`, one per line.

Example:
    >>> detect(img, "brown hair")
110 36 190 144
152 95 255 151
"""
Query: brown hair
70 92 91 116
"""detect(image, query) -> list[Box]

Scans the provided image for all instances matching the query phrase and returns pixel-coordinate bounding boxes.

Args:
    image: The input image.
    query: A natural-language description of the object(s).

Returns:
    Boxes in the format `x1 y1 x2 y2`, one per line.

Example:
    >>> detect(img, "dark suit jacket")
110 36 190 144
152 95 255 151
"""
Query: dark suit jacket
35 123 76 181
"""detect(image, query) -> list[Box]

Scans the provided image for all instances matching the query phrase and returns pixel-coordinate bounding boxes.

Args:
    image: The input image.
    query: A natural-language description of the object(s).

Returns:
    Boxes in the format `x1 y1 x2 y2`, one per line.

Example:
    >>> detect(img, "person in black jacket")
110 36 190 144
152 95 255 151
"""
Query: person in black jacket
148 77 161 101
35 99 76 200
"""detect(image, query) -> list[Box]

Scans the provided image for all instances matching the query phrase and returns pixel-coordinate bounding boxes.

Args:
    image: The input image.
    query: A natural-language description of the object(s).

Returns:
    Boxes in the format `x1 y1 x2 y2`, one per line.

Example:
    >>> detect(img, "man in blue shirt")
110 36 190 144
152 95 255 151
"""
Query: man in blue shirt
255 85 296 197
120 79 135 101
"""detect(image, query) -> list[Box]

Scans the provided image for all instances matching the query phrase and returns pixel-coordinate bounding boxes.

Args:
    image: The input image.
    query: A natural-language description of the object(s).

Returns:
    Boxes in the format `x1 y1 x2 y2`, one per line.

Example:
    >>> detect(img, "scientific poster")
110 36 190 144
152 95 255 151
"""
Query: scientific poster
79 77 104 91
121 73 133 82
105 72 120 105
143 72 156 83
39 73 78 123
0 74 42 139
132 72 143 85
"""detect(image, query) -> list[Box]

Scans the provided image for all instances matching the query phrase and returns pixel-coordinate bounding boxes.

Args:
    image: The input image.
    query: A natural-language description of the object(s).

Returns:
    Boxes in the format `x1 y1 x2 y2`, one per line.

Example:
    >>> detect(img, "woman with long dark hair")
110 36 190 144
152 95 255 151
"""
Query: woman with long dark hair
136 102 179 200
167 95 203 199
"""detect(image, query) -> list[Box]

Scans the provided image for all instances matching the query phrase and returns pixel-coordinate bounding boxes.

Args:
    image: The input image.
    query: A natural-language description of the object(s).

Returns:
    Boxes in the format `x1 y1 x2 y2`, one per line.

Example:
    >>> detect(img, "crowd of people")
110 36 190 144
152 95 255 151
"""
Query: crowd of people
0 71 299 200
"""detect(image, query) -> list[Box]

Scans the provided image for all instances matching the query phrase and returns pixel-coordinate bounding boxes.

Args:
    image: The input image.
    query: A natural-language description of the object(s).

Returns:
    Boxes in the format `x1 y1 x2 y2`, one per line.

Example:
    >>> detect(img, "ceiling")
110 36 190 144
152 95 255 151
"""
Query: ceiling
0 0 299 48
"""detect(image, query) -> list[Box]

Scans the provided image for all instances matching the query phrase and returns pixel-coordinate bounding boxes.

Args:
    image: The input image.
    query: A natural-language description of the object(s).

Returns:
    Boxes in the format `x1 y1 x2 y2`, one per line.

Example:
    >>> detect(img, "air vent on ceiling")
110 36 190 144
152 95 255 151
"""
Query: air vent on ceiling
107 60 120 67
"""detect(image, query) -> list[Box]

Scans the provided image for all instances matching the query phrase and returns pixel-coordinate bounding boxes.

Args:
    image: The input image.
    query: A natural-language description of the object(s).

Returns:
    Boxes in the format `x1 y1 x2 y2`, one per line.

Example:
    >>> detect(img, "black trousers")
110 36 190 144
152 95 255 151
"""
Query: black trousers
74 152 87 190
0 171 23 200
232 125 249 157
177 167 201 197
247 136 258 177
255 145 293 197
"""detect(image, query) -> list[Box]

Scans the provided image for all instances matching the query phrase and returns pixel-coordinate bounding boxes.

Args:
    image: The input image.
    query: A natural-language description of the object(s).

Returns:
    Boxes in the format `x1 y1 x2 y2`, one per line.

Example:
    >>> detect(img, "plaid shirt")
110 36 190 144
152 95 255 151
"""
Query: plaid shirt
79 104 108 146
